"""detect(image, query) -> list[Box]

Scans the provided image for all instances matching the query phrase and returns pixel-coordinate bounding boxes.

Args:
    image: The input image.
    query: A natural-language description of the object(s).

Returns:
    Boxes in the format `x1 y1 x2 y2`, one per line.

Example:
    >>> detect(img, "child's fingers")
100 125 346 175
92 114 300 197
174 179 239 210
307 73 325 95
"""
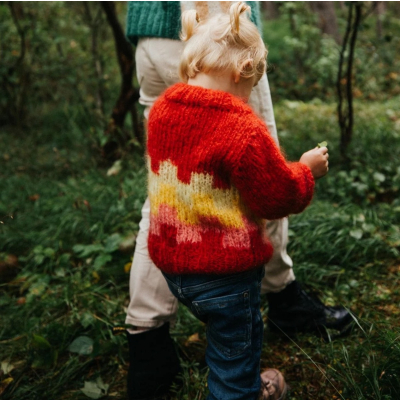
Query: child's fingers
318 146 328 155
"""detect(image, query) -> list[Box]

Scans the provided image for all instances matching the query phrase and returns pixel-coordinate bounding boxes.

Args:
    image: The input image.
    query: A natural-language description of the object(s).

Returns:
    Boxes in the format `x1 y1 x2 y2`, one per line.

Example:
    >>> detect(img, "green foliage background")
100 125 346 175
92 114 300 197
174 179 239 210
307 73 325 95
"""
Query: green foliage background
1 2 400 399
264 2 400 101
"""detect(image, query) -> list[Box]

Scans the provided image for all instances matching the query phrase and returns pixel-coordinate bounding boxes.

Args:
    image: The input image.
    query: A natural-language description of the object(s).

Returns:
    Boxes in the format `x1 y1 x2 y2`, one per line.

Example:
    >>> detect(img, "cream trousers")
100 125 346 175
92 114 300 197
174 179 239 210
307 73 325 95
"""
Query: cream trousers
125 38 295 329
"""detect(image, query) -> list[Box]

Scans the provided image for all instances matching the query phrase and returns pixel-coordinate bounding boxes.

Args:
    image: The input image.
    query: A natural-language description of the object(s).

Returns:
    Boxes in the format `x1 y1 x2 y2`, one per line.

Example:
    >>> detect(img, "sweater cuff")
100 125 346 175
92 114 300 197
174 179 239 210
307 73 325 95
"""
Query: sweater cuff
290 162 315 213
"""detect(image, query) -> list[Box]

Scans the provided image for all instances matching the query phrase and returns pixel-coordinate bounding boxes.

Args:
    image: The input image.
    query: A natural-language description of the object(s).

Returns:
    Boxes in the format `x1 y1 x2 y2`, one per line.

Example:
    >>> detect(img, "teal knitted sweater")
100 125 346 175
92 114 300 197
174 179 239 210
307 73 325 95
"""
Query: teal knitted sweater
126 1 262 46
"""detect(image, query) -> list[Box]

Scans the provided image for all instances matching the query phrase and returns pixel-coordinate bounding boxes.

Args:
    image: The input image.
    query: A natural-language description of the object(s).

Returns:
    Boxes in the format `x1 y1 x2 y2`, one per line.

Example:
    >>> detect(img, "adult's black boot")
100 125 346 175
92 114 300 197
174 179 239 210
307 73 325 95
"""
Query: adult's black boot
127 323 181 400
267 281 352 335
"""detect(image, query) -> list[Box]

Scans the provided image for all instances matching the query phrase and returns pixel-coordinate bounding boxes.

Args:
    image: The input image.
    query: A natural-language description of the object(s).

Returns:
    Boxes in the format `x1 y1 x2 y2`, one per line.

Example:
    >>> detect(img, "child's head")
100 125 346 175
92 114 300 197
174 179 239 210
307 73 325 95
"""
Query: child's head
179 2 267 85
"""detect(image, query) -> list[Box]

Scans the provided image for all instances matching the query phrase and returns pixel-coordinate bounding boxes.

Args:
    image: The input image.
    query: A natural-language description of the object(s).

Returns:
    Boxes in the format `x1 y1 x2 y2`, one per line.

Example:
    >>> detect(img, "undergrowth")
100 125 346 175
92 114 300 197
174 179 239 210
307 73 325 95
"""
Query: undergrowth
1 98 400 399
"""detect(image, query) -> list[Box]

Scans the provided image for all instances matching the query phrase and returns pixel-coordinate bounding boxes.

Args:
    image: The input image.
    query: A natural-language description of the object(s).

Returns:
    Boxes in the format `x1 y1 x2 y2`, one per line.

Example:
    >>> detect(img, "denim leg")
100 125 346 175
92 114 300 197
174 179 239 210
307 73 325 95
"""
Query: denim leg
163 267 264 400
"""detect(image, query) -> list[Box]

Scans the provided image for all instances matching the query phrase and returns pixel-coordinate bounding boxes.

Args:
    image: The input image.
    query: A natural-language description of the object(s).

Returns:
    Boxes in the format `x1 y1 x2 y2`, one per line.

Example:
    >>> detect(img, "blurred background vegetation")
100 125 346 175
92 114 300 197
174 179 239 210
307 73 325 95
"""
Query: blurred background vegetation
1 1 400 399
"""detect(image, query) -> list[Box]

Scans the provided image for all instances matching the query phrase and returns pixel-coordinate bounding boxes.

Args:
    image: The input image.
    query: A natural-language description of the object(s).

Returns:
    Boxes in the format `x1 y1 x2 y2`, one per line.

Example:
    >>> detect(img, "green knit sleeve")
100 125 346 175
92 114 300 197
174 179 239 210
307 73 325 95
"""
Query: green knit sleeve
126 1 182 46
126 1 262 45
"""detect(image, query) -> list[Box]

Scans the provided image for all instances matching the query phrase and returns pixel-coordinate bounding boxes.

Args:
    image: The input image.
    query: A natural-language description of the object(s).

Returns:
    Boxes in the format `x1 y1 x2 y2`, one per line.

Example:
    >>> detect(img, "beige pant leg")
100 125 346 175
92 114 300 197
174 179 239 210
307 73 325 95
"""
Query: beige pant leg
249 75 296 294
125 38 182 328
125 199 178 328
248 74 278 144
262 219 295 293
135 38 183 119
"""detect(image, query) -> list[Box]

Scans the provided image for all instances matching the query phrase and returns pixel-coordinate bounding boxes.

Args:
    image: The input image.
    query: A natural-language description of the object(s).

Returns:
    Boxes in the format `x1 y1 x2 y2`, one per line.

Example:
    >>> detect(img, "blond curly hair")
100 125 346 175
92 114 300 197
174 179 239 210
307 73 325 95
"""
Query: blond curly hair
179 2 267 84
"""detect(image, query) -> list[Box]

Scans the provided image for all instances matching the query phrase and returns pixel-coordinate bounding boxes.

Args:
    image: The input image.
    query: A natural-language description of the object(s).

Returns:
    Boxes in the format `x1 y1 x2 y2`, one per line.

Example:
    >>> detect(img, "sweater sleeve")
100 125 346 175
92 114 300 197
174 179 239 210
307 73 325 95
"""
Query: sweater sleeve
231 124 315 220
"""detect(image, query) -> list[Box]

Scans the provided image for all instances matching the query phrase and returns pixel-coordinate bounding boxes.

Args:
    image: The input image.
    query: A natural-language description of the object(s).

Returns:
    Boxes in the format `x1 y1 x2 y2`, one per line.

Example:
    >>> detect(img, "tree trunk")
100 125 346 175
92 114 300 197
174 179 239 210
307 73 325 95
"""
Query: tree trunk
375 1 386 39
388 1 400 17
337 2 362 161
100 1 142 161
7 2 29 124
261 2 280 20
310 1 341 44
83 2 105 116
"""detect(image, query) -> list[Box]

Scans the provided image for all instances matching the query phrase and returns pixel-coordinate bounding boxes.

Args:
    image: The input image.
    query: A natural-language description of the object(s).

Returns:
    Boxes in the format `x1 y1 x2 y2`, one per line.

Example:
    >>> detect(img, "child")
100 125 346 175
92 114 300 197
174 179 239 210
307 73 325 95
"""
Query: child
146 2 329 399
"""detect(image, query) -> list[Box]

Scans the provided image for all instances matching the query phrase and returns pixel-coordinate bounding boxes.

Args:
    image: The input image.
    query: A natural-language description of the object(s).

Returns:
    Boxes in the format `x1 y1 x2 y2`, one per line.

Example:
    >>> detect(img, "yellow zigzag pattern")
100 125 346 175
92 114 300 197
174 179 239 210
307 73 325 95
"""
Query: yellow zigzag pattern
148 159 252 229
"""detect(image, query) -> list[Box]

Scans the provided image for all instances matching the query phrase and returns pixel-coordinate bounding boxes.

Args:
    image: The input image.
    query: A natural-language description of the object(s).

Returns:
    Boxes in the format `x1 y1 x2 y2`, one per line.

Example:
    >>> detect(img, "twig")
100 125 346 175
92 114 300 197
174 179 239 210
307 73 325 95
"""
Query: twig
267 320 346 400
0 334 26 344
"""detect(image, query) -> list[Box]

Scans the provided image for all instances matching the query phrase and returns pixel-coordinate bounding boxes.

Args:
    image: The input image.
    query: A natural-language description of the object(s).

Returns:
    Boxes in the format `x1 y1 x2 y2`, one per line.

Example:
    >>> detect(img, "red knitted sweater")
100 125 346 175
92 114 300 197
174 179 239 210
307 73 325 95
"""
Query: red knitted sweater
147 83 314 275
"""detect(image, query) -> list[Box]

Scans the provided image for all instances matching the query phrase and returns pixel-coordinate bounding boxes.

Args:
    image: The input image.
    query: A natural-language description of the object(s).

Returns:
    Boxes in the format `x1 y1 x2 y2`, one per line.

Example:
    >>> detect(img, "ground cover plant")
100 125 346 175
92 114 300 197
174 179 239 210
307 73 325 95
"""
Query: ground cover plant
1 97 399 400
1 2 400 400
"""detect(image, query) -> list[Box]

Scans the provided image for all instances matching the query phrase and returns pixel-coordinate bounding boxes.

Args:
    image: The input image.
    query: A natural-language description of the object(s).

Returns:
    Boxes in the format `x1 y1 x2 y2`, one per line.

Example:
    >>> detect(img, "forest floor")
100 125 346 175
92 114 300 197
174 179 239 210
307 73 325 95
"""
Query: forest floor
1 98 400 399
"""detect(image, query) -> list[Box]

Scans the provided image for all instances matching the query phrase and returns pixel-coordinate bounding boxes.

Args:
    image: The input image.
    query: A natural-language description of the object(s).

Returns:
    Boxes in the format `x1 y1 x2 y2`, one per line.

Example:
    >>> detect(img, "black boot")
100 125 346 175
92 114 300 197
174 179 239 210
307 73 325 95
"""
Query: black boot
127 323 181 400
267 281 352 335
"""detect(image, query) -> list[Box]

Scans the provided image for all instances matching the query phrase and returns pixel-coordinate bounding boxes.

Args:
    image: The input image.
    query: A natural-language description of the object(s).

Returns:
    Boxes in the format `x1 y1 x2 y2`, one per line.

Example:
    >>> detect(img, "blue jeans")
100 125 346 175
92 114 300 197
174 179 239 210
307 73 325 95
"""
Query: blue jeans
162 266 264 400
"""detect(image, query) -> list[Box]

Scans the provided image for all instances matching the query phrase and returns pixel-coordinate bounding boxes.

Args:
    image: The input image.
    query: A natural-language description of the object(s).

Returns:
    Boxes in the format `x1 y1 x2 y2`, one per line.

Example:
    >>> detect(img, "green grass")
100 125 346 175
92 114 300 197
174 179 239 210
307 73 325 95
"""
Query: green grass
0 106 146 399
1 2 399 398
1 98 400 399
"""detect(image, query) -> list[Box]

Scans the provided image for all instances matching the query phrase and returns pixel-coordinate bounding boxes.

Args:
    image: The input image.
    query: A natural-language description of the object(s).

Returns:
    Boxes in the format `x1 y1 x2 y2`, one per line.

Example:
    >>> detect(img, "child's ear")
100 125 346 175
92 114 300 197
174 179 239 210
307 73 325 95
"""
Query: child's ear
234 59 254 83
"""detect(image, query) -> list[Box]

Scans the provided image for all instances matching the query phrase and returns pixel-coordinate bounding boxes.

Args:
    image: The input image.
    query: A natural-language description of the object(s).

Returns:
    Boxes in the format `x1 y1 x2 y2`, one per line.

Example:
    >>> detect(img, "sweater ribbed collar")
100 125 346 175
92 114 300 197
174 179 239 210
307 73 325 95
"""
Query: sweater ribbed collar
164 83 249 112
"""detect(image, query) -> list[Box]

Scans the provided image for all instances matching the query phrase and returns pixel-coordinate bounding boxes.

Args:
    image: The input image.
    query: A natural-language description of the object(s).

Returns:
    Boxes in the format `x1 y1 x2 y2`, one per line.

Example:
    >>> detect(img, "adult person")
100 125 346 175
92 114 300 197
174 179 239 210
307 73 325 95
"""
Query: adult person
124 2 351 399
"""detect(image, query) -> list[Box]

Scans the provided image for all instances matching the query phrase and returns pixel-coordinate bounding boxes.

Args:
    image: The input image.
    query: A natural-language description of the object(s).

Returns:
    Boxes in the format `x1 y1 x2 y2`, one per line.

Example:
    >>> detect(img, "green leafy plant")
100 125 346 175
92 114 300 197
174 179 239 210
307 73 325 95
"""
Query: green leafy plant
318 141 328 148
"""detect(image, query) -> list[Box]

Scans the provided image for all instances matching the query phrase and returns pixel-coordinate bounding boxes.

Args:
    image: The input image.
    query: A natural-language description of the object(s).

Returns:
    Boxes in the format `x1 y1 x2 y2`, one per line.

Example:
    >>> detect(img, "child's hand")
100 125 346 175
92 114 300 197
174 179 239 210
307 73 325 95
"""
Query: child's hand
299 147 329 179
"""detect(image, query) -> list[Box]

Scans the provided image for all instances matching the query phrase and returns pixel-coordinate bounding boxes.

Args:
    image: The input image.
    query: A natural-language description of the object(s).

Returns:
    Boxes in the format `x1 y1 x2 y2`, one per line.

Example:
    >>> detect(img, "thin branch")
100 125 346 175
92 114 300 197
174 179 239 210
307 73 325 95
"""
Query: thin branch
344 3 362 151
83 3 105 115
361 1 378 22
8 2 26 72
337 3 353 134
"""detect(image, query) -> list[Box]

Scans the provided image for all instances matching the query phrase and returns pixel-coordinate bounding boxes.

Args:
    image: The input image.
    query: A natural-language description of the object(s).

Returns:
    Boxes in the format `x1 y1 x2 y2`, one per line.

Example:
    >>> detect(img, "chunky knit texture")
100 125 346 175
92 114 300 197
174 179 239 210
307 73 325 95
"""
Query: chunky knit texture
126 1 262 45
126 2 181 45
147 84 315 275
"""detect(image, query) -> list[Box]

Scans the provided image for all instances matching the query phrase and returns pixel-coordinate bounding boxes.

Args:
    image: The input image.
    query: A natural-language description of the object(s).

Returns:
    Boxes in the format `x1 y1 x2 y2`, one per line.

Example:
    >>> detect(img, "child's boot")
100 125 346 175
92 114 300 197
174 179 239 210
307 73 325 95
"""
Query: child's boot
260 368 288 400
126 323 180 400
